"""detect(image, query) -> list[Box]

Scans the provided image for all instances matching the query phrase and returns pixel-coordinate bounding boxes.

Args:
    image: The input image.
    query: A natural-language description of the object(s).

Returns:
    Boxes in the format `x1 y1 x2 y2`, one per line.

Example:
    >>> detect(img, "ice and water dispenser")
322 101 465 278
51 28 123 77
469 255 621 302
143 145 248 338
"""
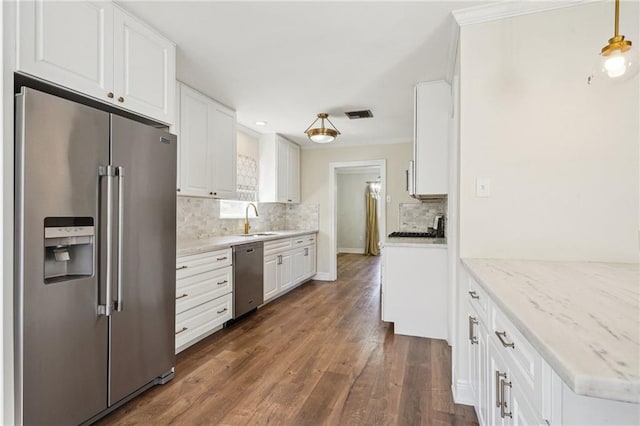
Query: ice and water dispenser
44 217 94 283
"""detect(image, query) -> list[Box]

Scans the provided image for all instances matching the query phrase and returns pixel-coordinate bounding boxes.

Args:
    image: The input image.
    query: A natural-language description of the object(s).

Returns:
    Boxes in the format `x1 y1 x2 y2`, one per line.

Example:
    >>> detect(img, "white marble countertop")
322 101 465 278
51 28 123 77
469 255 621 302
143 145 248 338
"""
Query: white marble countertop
177 230 318 257
462 258 640 404
383 237 447 248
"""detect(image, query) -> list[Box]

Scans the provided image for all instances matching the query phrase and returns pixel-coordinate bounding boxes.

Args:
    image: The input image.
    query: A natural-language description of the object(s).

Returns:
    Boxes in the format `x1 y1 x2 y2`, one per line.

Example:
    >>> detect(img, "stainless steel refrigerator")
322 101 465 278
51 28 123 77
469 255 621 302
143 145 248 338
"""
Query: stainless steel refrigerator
14 87 176 425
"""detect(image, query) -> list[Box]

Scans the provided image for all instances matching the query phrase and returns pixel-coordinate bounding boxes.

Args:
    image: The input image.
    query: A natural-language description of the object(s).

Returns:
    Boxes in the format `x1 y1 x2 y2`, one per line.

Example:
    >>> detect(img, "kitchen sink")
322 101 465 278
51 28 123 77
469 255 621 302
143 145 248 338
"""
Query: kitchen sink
238 232 277 237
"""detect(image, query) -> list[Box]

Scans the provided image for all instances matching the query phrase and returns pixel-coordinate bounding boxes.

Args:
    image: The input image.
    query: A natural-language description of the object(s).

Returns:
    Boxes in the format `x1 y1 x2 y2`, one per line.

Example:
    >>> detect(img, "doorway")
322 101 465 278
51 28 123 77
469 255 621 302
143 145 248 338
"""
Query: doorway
329 160 386 281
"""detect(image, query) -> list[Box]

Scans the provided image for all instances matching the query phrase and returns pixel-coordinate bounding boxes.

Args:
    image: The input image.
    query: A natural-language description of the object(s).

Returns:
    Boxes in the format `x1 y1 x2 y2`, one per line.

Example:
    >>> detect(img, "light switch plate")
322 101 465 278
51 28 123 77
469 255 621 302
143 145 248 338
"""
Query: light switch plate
476 177 491 197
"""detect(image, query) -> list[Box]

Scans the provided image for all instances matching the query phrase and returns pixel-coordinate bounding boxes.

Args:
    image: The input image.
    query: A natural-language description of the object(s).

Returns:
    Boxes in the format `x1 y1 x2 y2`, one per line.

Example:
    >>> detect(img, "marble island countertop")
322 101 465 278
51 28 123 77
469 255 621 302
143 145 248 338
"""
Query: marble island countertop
177 230 318 257
462 258 640 404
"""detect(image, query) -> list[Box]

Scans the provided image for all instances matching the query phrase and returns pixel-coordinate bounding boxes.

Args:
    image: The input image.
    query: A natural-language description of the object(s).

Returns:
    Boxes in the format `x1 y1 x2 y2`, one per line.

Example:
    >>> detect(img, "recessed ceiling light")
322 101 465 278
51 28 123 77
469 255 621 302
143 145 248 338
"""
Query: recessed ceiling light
255 121 268 126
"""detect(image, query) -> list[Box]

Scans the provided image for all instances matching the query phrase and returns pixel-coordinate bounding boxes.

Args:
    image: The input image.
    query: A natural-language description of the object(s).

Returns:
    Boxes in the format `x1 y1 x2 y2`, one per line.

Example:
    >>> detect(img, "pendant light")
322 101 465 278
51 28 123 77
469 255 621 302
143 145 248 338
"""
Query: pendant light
304 113 341 144
589 0 639 84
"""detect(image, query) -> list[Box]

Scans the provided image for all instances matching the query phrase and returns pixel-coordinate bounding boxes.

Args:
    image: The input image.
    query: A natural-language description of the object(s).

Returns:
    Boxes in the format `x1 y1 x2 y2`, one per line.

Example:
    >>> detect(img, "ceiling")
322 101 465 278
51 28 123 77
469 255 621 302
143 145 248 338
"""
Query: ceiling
119 1 483 147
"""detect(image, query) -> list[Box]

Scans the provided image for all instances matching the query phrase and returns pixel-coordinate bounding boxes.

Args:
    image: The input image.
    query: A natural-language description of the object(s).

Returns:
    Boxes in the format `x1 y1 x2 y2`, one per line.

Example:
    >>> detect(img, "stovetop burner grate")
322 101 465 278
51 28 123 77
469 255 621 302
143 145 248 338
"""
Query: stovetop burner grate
388 231 437 238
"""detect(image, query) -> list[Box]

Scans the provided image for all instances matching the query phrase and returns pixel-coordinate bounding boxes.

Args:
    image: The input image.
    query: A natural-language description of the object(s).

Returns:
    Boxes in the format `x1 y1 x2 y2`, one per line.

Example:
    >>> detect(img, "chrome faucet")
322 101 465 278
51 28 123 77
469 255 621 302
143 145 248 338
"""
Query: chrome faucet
244 203 259 234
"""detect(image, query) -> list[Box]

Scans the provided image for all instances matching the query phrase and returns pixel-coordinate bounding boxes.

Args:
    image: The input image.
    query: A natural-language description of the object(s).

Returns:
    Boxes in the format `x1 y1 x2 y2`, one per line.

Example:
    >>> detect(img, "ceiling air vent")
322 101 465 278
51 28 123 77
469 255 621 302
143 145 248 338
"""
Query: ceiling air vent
345 110 373 119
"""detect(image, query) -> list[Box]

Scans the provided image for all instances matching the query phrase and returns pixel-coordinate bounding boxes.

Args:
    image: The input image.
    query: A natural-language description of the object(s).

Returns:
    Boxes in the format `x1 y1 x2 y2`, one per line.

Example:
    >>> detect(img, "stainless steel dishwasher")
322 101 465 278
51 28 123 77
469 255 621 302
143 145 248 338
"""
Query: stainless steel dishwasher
232 241 264 318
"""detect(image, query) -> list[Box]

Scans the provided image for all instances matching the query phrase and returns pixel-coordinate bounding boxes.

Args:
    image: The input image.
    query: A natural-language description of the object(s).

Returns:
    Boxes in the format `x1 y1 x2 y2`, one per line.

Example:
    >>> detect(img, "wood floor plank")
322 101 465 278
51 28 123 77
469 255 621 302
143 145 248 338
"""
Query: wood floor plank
96 253 478 426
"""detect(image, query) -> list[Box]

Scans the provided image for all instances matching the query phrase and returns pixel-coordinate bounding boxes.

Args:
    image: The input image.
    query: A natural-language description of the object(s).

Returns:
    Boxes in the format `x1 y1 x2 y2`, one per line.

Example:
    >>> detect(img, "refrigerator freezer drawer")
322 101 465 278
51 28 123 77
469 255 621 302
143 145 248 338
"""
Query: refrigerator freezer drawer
175 293 232 351
176 265 233 314
176 248 232 279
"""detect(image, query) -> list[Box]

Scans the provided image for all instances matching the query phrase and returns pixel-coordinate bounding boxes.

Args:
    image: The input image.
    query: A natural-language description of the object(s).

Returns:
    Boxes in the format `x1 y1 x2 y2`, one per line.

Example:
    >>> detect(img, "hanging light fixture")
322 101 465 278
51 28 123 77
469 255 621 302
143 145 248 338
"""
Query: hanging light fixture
589 0 639 84
304 113 341 144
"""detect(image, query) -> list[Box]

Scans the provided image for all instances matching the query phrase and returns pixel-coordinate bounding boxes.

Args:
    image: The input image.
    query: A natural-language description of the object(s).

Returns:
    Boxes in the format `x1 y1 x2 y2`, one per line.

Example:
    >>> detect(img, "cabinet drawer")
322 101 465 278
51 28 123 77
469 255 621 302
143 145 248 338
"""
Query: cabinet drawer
468 276 489 325
264 238 292 256
176 248 232 279
299 234 316 246
291 235 310 247
491 302 543 413
176 265 232 314
175 293 232 350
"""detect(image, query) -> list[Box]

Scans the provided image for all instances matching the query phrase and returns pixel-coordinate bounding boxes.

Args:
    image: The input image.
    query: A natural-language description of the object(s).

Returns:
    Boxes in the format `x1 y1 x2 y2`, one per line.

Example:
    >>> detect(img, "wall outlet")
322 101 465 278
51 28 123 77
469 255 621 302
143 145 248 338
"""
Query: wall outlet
476 177 491 197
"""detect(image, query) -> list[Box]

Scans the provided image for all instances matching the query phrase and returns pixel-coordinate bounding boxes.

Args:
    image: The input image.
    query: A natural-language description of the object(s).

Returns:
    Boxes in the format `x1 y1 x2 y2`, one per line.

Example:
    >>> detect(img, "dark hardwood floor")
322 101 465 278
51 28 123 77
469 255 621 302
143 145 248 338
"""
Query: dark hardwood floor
97 253 478 425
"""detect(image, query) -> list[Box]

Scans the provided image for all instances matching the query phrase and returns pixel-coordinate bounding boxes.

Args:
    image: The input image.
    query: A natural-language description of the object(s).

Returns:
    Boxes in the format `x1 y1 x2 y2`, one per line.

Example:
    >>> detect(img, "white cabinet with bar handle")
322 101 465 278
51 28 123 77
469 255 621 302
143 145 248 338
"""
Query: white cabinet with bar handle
17 0 176 125
465 269 639 426
175 248 233 353
263 233 316 303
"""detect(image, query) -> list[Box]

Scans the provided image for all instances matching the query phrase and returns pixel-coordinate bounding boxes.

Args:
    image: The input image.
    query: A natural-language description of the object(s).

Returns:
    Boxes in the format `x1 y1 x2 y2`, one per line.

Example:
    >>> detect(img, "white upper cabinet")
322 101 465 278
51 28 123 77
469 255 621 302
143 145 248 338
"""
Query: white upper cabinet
259 134 300 203
209 104 237 199
113 7 175 124
178 84 211 197
17 0 114 100
17 0 176 125
177 82 237 199
412 80 450 196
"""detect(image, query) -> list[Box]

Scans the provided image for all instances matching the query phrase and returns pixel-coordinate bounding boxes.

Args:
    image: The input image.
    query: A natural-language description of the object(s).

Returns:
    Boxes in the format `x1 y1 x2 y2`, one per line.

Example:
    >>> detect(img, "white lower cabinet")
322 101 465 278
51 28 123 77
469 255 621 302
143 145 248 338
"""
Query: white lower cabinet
466 271 639 426
468 276 551 426
381 245 448 339
175 248 233 353
263 233 316 303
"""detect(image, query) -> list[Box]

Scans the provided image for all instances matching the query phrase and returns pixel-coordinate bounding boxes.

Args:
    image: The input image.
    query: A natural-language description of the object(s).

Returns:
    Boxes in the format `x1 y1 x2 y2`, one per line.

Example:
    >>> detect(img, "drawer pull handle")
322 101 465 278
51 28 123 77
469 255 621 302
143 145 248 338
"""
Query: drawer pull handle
217 256 228 261
500 378 513 418
468 290 480 300
176 293 188 300
468 316 478 344
308 238 314 241
495 370 507 408
217 308 228 314
217 280 228 286
176 265 188 270
296 240 303 244
495 331 515 349
175 327 188 335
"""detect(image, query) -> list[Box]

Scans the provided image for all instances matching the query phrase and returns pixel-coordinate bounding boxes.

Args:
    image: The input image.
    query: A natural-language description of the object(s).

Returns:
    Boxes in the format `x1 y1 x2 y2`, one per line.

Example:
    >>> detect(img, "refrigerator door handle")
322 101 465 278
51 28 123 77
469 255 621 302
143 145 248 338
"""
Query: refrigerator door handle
115 166 125 312
98 165 115 316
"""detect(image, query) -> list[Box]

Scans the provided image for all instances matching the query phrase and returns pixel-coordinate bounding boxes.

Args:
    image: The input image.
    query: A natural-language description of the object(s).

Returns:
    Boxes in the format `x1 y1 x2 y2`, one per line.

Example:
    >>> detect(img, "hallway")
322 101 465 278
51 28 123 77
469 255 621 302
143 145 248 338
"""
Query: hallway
98 254 478 425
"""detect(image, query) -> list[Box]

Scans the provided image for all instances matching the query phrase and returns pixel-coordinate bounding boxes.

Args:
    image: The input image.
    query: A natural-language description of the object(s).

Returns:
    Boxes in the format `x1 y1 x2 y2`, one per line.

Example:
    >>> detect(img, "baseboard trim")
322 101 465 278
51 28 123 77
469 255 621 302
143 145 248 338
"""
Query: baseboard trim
452 380 475 406
338 247 364 254
312 272 334 281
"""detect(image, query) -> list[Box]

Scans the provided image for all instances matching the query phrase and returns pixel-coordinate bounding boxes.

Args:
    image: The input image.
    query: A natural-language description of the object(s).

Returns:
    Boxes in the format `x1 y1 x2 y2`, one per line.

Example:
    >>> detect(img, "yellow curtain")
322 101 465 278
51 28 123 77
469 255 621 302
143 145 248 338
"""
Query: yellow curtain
364 184 380 256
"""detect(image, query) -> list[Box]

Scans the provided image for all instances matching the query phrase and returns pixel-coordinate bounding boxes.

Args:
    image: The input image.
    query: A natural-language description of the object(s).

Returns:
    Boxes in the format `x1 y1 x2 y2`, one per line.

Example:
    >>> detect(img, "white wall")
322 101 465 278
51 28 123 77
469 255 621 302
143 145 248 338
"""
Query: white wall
237 128 258 160
301 143 413 275
459 1 639 263
337 171 379 253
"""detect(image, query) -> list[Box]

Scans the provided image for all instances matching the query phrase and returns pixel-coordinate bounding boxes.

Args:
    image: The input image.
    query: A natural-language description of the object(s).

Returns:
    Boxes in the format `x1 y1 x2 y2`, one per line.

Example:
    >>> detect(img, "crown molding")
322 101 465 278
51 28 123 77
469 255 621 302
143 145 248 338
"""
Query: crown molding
237 123 263 139
445 0 599 84
452 0 599 27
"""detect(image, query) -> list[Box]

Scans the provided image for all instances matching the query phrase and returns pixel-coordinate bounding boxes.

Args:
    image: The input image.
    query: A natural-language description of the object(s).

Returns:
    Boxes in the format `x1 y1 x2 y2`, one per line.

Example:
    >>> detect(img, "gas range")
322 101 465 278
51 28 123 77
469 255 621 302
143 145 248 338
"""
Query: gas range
388 231 438 238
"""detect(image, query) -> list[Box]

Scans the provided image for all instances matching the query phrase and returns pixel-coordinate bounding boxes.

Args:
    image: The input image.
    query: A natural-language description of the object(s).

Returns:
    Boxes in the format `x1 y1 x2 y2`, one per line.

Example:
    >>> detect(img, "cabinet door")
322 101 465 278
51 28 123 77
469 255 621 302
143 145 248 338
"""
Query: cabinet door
291 248 306 285
113 7 176 124
264 255 279 301
414 81 449 195
178 85 211 197
304 245 316 279
276 139 289 203
278 253 294 291
209 104 237 199
489 340 512 426
477 320 489 426
287 143 300 203
18 0 114 102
